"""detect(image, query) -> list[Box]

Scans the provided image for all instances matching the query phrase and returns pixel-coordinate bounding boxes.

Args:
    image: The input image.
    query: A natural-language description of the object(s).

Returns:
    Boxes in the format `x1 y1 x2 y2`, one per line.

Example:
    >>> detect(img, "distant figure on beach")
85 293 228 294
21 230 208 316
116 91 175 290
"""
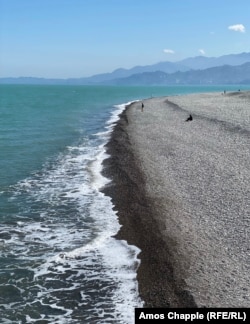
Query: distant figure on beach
141 102 144 112
185 114 193 122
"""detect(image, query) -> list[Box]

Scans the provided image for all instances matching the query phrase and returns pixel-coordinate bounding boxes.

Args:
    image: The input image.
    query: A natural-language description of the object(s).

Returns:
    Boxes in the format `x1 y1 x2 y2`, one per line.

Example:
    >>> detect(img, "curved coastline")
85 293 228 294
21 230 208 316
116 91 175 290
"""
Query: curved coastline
102 100 196 307
102 91 250 308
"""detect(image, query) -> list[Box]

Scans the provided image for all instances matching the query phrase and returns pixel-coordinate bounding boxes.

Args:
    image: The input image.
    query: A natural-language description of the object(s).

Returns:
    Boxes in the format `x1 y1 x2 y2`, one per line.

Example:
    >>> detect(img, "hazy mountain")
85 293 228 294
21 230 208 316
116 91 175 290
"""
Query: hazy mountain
0 77 66 85
0 52 250 85
103 62 250 86
72 52 250 84
79 61 189 84
179 52 250 70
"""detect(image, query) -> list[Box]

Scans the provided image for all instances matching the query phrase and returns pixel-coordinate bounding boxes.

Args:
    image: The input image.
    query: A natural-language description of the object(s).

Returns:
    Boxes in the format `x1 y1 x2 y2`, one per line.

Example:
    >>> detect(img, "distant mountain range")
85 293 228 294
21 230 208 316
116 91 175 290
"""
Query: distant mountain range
104 62 250 85
1 52 250 85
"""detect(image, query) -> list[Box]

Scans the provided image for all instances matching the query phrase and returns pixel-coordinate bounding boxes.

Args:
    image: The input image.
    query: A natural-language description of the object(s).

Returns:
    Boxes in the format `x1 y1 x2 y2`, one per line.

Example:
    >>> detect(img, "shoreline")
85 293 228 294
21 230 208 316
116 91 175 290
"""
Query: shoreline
102 101 196 307
102 91 250 308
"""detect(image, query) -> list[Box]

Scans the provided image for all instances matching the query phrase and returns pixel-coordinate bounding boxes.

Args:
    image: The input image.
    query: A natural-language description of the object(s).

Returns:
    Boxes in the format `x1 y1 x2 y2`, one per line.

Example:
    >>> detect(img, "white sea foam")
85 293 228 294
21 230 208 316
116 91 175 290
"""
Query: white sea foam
0 100 143 323
89 145 111 191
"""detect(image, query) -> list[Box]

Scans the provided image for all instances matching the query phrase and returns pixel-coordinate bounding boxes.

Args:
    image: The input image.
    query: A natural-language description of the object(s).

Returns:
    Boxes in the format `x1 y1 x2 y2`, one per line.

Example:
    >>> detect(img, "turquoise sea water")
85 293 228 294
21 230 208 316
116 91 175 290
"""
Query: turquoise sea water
0 84 249 323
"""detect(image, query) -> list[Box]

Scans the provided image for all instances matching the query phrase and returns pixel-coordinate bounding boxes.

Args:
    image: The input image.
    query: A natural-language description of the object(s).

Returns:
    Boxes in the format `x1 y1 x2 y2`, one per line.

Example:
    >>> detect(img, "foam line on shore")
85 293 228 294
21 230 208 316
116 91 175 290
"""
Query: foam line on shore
102 98 196 307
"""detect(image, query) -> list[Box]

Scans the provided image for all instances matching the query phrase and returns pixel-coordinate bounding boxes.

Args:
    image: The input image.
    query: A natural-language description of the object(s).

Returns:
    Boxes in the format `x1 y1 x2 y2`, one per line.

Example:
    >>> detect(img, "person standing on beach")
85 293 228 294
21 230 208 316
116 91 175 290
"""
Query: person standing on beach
141 102 144 112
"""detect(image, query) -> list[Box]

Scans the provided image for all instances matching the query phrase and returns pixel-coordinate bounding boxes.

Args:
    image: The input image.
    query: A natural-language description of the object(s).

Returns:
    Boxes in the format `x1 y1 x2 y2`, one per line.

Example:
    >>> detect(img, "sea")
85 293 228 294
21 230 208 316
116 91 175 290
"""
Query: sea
0 84 249 323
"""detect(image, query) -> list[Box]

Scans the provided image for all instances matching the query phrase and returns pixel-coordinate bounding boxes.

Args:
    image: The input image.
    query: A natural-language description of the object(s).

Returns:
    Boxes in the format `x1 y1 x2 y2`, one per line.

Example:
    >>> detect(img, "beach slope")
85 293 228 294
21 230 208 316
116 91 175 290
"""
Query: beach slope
103 91 250 307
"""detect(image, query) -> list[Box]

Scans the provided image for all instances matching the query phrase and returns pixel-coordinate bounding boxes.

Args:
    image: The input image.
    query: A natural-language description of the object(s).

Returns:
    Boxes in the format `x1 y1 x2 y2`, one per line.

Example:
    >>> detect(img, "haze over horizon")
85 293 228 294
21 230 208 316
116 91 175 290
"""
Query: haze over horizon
1 0 249 78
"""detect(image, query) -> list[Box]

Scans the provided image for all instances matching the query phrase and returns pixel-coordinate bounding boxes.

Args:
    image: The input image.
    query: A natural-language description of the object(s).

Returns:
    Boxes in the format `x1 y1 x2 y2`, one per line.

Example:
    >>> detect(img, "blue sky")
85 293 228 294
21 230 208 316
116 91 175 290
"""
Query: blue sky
0 0 249 78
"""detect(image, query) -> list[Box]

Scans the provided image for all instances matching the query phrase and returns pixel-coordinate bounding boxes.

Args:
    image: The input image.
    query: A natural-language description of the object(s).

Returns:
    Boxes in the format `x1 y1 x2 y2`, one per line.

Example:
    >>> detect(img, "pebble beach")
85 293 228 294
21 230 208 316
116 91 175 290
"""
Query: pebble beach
103 91 250 308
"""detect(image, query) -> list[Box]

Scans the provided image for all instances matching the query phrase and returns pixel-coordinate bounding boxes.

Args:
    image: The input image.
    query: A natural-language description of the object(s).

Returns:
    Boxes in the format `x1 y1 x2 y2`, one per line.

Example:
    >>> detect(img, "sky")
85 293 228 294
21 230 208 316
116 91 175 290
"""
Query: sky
0 0 249 78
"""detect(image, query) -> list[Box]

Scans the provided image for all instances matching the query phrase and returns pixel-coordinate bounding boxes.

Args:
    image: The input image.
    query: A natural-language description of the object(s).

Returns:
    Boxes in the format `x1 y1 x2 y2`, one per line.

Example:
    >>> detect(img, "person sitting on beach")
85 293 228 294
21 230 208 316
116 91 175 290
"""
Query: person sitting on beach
185 114 193 122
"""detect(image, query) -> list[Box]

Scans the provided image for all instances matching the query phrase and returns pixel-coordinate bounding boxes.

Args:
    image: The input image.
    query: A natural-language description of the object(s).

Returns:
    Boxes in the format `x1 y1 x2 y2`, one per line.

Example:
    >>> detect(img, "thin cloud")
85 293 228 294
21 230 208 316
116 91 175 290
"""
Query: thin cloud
199 49 206 55
163 49 175 54
228 24 246 33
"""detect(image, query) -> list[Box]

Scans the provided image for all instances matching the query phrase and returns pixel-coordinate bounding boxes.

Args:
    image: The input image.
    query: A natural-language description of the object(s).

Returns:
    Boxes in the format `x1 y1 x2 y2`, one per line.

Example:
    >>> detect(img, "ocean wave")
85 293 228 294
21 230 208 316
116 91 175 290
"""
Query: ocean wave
0 101 143 323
